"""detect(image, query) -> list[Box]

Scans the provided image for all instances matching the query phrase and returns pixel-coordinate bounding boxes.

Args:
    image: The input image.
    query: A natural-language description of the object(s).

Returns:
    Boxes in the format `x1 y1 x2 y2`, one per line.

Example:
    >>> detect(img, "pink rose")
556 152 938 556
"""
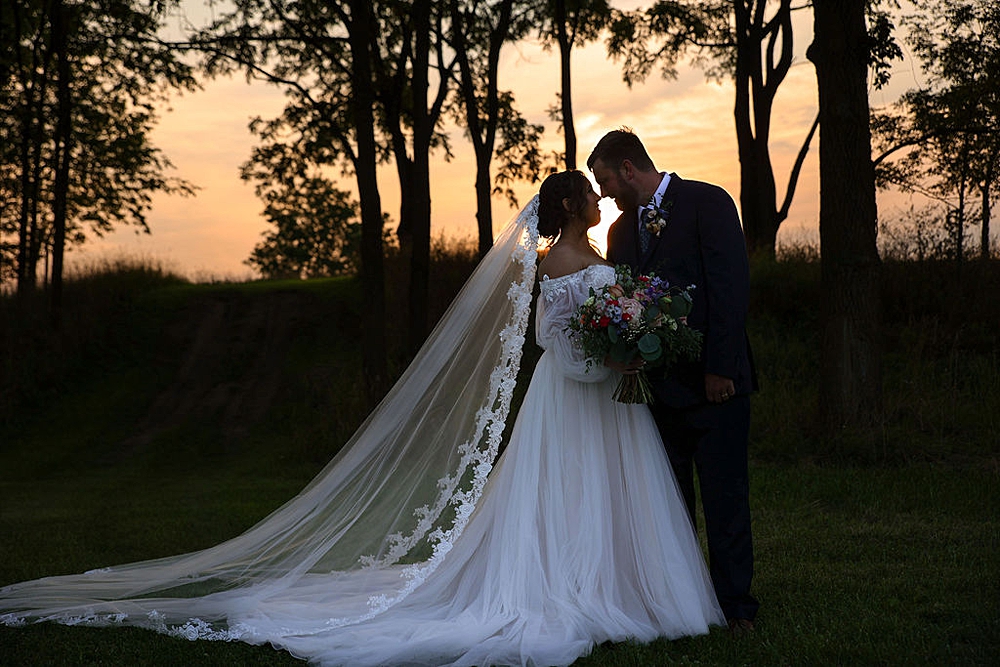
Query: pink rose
620 297 643 322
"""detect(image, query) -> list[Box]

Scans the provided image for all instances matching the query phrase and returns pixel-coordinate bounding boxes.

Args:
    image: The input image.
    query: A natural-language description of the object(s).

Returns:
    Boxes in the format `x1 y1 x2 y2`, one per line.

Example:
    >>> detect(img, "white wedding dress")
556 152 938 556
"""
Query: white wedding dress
263 264 723 665
1 203 723 666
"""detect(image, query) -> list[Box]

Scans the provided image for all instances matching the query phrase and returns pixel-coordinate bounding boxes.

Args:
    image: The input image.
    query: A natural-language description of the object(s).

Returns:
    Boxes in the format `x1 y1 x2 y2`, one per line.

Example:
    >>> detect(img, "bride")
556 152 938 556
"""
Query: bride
0 170 724 666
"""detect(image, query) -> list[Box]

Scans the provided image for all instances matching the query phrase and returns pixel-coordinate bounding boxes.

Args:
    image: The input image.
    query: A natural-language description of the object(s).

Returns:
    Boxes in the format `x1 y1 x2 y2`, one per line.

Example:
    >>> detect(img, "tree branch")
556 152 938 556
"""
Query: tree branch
778 111 819 221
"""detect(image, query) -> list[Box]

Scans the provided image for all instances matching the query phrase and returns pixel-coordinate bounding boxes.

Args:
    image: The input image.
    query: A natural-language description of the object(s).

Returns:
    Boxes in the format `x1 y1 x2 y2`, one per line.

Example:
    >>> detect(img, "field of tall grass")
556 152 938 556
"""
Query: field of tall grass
1 247 997 665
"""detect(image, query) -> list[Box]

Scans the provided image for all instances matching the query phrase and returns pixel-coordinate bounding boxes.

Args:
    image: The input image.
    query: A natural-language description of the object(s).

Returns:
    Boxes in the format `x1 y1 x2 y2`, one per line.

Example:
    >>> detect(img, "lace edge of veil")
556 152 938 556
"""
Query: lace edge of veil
344 196 540 625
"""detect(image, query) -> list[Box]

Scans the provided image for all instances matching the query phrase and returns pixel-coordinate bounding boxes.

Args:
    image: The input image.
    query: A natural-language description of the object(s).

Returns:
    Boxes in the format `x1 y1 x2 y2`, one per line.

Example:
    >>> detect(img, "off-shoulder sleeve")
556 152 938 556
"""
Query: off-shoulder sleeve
535 285 612 383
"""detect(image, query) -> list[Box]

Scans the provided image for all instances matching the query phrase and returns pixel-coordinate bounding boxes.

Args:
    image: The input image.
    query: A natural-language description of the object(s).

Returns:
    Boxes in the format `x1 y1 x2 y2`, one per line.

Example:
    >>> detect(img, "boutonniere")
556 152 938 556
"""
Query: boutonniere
641 197 673 238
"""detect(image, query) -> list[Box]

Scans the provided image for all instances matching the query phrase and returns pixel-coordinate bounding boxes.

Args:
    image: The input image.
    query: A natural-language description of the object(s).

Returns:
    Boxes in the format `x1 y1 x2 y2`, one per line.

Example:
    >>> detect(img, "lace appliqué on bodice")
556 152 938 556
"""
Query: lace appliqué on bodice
539 263 615 304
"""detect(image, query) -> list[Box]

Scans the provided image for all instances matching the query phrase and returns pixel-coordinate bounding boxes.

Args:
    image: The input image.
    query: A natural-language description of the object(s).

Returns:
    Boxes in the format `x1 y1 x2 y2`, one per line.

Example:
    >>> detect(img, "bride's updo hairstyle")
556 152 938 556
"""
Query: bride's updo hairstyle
537 170 591 240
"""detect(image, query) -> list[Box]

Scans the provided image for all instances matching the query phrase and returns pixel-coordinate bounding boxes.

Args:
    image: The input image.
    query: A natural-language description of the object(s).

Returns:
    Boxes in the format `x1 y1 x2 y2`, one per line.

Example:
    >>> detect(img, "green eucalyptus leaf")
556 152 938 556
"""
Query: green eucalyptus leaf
638 333 661 355
669 291 693 319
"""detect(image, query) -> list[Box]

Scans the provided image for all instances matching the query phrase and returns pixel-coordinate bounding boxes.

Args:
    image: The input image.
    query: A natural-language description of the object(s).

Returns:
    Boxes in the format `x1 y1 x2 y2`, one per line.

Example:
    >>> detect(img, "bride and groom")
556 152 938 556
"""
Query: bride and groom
0 129 758 665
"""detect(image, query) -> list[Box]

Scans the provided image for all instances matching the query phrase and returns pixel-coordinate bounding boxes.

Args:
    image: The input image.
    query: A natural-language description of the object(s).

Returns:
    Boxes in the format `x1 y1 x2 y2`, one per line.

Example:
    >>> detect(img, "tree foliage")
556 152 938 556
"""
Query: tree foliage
0 0 196 298
197 0 429 390
199 1 543 352
872 0 1000 261
242 151 362 280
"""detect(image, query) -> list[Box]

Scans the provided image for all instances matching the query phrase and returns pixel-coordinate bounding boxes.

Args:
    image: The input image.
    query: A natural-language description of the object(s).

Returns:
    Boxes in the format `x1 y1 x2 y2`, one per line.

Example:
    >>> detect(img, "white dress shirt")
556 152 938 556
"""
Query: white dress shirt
638 172 672 231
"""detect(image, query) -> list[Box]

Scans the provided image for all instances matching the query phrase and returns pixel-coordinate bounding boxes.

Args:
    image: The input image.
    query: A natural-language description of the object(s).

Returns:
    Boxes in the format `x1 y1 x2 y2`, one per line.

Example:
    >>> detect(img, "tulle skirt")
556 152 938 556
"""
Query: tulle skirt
237 351 724 666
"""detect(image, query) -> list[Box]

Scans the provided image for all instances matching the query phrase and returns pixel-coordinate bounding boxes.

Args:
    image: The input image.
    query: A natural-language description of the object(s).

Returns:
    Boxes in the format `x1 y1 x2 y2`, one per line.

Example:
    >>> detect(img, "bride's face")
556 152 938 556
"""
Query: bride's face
582 184 601 228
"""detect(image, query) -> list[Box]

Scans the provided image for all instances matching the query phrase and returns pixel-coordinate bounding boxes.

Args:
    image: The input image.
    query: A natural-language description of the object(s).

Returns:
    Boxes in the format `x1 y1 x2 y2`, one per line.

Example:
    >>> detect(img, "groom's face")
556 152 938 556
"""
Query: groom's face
590 158 641 212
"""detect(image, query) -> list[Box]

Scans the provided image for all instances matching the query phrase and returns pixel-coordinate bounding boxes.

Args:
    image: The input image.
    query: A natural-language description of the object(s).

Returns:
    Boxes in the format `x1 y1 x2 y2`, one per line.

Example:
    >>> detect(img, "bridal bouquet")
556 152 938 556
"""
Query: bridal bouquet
567 265 703 403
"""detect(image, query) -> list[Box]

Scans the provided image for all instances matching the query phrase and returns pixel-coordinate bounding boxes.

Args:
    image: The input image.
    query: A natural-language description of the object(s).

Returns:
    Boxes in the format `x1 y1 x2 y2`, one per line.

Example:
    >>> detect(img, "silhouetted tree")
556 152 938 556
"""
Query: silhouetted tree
872 0 1000 261
0 0 196 307
199 1 463 359
373 0 455 352
200 0 458 393
606 0 817 258
448 0 546 257
536 0 611 169
807 0 883 432
243 165 361 279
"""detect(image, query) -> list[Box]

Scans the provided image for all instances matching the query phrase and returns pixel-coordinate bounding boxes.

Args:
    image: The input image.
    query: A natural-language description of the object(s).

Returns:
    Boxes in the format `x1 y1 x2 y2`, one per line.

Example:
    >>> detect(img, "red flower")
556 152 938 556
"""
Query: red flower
598 316 611 328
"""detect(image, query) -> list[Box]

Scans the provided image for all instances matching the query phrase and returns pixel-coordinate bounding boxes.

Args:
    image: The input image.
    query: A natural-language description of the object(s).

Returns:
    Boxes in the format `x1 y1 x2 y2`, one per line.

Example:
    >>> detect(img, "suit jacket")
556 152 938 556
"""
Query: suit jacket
606 174 757 408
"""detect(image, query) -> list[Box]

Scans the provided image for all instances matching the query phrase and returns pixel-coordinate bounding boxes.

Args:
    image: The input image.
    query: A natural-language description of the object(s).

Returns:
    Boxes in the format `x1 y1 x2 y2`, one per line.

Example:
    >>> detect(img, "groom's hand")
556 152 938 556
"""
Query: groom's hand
705 373 735 403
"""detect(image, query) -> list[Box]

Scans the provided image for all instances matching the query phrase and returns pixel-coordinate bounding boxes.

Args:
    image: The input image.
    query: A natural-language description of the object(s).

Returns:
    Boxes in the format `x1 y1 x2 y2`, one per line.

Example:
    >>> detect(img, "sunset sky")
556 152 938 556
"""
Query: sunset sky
71 2 926 280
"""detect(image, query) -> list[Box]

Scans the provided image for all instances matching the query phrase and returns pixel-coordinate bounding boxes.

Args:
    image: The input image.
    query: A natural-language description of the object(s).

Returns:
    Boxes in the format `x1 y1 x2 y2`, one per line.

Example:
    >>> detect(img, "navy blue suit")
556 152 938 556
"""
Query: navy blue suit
607 173 759 622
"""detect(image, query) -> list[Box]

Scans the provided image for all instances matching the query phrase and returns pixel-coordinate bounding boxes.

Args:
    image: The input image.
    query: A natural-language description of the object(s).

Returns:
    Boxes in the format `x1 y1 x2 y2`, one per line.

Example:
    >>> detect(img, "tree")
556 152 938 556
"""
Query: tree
606 0 818 258
242 157 362 279
807 0 883 432
200 0 448 395
536 0 611 169
199 1 461 360
731 0 817 258
872 0 1000 261
0 0 196 309
448 0 547 257
372 0 456 352
345 0 390 397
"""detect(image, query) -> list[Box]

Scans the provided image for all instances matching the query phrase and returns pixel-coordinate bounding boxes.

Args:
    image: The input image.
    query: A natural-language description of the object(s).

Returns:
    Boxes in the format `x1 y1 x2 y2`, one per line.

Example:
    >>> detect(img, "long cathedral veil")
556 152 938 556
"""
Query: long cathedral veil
0 197 541 639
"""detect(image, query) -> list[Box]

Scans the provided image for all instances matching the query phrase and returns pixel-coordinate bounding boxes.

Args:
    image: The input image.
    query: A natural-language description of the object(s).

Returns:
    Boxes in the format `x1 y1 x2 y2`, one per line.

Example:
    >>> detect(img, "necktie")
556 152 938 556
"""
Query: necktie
638 208 653 254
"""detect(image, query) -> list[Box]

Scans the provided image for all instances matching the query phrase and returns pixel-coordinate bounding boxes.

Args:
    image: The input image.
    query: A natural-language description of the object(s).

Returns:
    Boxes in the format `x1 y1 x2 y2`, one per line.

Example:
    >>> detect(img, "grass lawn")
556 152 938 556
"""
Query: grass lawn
1 451 996 665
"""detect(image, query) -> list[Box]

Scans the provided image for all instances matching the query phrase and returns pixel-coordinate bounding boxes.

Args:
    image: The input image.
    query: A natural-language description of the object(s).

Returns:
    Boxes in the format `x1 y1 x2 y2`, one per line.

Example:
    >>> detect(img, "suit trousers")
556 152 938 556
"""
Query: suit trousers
649 395 759 622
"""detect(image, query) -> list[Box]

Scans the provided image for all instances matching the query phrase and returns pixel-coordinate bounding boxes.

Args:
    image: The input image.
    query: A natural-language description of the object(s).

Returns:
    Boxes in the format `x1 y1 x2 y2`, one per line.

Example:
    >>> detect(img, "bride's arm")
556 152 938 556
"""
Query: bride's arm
535 293 612 384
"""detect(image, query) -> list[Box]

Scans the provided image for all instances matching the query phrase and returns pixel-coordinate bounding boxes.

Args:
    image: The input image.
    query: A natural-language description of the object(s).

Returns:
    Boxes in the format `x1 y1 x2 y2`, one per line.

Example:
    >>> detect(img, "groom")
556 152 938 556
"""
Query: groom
588 129 759 633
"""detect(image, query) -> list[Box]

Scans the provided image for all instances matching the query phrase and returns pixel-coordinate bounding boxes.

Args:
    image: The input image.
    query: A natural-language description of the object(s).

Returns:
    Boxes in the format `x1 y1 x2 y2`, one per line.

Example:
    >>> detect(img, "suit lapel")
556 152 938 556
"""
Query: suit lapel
628 205 644 261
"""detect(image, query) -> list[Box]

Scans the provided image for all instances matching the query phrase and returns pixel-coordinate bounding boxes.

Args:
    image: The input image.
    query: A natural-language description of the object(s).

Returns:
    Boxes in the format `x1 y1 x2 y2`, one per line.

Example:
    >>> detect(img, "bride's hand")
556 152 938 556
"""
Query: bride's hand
604 356 645 375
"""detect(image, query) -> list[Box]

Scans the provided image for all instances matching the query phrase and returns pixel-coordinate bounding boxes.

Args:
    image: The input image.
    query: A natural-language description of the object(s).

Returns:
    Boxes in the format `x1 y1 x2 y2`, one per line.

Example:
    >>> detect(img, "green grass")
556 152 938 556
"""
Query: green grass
2 463 995 665
1 256 998 665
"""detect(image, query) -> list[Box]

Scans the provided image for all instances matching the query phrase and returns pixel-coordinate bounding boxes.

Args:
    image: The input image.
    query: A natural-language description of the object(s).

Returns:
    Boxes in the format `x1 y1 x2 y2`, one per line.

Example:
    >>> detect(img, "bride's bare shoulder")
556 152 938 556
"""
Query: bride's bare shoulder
538 245 609 280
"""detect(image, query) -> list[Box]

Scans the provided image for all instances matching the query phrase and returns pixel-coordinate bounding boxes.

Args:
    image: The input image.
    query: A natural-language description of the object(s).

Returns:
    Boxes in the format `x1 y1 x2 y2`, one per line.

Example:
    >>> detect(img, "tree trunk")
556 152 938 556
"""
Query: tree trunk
26 127 45 288
555 0 576 170
808 0 883 433
50 0 71 326
450 0 512 258
406 0 432 354
16 101 33 294
982 168 992 260
955 175 966 265
393 141 414 243
348 0 389 403
474 147 493 258
733 0 796 259
734 36 778 258
16 72 43 296
736 115 780 258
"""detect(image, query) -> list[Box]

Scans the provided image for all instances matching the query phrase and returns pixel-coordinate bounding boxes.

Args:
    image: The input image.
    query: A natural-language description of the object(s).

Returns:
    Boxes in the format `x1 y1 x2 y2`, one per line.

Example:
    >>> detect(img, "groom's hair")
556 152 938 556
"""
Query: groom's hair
586 128 656 173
